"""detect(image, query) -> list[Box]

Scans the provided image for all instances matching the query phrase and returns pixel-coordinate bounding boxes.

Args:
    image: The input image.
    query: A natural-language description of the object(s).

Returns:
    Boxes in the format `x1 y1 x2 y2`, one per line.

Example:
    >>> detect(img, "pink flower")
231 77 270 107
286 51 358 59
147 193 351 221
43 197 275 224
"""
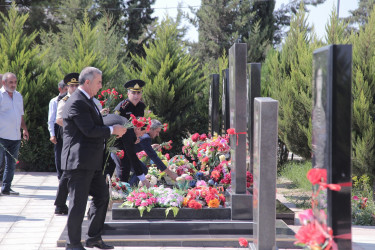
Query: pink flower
238 238 248 247
353 195 359 200
306 168 327 185
298 209 314 225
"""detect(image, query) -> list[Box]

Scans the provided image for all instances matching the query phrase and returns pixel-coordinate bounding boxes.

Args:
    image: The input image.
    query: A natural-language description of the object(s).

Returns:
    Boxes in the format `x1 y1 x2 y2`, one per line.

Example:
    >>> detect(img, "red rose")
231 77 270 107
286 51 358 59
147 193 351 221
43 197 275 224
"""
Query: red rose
191 133 200 142
238 238 248 247
227 128 236 135
202 157 209 163
306 168 327 185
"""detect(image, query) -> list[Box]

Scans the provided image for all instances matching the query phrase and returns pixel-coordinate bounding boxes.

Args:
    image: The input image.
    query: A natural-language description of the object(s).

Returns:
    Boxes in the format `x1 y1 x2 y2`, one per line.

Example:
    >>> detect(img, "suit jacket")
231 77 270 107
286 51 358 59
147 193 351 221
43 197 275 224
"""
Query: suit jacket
121 128 144 176
135 133 167 171
61 90 111 171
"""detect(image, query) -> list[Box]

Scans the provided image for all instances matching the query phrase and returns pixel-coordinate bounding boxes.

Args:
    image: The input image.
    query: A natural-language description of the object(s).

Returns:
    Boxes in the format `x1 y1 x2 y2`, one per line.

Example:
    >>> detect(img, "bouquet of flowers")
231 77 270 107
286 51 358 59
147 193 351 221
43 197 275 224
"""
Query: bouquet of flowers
110 177 131 200
196 135 230 173
182 133 209 160
153 186 185 217
294 168 341 249
97 88 123 113
182 186 226 209
121 187 158 217
168 155 196 176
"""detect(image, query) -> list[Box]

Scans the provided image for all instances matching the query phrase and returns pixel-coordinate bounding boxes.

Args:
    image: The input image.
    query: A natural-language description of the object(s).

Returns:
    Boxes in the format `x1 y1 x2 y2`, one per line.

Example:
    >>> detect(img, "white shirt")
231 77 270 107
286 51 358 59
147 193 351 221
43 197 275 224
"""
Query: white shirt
47 96 58 137
0 87 24 140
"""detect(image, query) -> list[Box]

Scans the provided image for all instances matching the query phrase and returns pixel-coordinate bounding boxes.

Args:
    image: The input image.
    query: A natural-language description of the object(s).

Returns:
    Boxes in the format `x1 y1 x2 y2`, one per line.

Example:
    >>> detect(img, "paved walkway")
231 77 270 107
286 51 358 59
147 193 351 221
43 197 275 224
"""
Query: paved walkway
0 172 374 250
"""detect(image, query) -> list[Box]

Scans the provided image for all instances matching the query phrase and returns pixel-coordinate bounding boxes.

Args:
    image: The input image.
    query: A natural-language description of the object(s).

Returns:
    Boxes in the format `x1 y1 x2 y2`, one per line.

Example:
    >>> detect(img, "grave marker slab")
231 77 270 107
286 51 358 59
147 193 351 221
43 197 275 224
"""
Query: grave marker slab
222 69 230 134
312 44 352 248
250 97 278 250
209 74 220 135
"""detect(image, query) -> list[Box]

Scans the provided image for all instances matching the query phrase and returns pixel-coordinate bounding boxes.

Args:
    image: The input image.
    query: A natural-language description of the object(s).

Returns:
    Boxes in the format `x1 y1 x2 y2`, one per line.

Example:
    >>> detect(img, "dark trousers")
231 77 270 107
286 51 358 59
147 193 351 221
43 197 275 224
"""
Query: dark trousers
128 162 148 186
54 137 63 178
54 136 69 207
64 169 109 247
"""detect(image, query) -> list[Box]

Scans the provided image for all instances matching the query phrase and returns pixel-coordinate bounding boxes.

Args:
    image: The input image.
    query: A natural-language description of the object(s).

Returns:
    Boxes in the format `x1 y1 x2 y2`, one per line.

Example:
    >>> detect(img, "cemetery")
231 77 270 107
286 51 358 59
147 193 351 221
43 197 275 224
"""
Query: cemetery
1 1 375 250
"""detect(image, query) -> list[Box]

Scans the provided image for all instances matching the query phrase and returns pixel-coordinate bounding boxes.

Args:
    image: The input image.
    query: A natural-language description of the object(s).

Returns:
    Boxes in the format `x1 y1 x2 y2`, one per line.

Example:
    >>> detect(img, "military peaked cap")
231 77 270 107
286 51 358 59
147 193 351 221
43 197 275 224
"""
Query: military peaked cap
124 79 145 91
64 73 80 85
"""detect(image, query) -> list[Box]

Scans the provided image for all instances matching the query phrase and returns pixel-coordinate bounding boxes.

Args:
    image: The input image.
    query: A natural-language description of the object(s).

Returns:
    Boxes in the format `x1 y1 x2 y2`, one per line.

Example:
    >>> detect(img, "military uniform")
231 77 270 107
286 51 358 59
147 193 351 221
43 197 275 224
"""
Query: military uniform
54 72 79 215
114 99 146 120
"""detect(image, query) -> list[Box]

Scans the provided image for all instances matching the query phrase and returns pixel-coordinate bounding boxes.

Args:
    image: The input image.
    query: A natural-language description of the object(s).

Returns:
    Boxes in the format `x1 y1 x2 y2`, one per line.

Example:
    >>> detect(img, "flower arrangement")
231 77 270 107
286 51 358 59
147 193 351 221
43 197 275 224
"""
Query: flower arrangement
352 175 375 225
125 114 152 131
294 168 341 249
97 88 123 112
110 177 131 200
182 133 209 160
153 186 185 217
167 155 196 176
196 135 230 173
121 187 158 217
182 186 226 209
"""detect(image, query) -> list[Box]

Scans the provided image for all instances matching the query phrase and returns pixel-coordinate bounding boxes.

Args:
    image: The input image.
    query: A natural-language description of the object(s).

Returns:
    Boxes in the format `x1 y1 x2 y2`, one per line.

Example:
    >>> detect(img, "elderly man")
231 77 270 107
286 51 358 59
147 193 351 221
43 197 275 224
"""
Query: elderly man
125 119 178 186
0 72 29 195
61 67 127 250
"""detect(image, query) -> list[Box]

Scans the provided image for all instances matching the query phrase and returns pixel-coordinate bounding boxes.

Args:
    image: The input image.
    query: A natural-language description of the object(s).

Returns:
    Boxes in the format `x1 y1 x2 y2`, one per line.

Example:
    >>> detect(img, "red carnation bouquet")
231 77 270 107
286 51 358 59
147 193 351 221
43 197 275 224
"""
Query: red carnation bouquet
125 114 152 132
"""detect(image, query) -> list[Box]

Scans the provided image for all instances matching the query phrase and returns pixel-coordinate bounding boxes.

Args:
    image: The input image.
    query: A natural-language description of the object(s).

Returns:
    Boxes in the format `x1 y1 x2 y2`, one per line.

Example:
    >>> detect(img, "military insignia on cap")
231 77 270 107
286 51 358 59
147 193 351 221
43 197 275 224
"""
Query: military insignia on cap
64 73 80 85
124 79 145 91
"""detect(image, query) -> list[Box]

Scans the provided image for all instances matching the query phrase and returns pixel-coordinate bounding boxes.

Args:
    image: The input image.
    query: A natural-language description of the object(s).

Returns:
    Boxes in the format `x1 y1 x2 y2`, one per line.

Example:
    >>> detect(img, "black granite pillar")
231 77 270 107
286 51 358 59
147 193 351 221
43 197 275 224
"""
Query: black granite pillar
312 45 352 248
228 43 252 220
209 74 220 135
247 63 261 174
222 69 230 135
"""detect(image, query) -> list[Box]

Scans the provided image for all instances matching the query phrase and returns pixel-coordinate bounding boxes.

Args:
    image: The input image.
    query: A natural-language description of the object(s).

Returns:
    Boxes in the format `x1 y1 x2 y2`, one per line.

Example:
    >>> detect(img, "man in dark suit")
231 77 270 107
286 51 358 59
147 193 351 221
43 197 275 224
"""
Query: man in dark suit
61 67 127 250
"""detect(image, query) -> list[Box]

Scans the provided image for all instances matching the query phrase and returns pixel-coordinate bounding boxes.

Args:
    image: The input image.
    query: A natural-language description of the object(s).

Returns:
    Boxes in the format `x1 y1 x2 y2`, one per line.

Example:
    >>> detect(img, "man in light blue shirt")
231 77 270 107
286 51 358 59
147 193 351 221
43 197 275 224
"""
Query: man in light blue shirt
0 72 29 195
47 80 68 178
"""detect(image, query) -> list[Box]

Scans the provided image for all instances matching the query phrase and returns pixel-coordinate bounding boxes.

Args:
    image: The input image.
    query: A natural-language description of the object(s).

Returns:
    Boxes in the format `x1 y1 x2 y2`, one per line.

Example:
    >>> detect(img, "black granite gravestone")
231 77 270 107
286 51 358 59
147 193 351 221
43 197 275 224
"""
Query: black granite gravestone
209 74 220 135
247 63 261 174
312 44 352 248
222 69 230 135
228 43 252 220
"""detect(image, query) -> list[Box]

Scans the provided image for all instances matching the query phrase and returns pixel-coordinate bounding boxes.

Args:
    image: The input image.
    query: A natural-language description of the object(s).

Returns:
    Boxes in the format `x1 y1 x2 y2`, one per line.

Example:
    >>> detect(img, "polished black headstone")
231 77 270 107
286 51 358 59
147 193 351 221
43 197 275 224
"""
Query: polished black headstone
222 68 230 134
209 74 220 135
247 63 261 174
312 44 352 248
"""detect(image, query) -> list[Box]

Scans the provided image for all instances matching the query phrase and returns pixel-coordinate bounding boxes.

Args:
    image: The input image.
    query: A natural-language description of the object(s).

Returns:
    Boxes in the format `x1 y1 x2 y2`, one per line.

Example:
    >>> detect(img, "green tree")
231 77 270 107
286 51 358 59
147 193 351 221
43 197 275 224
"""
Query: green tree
344 0 375 33
123 17 207 152
262 3 319 159
0 2 57 170
187 0 275 65
351 7 375 188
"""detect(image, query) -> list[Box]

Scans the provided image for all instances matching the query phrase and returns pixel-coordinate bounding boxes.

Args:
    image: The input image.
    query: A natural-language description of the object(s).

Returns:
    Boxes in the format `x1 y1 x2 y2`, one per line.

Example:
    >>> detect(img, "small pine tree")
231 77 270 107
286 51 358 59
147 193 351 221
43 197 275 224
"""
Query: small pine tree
123 17 207 152
0 3 56 170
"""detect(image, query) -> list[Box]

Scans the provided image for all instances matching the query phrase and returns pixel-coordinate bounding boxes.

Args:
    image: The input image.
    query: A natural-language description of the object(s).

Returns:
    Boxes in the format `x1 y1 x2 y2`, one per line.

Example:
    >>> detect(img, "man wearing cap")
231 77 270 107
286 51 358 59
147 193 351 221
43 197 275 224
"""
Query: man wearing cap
105 79 147 178
61 67 127 250
53 73 79 215
114 79 146 119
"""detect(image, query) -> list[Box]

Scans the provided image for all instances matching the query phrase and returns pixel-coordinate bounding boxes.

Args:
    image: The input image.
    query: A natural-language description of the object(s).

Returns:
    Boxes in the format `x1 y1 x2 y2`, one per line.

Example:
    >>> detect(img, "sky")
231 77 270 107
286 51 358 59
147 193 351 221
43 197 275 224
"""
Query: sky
152 0 358 42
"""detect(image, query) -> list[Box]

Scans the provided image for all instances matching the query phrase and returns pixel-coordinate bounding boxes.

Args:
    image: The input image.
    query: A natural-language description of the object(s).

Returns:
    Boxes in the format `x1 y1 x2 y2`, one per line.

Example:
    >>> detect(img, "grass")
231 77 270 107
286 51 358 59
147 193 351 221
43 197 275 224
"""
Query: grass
279 160 312 192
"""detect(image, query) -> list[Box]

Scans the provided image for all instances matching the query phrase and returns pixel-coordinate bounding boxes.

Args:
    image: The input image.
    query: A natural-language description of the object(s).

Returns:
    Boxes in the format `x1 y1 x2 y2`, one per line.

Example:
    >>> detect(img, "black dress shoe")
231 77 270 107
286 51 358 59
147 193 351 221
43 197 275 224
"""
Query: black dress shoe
65 243 86 250
55 204 69 215
85 239 114 249
1 188 19 195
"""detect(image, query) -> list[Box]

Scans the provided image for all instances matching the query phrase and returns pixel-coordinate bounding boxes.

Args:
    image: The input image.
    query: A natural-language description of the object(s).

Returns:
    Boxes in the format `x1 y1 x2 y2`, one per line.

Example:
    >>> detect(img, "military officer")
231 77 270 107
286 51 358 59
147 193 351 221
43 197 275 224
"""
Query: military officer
105 80 147 178
54 73 79 215
114 79 146 119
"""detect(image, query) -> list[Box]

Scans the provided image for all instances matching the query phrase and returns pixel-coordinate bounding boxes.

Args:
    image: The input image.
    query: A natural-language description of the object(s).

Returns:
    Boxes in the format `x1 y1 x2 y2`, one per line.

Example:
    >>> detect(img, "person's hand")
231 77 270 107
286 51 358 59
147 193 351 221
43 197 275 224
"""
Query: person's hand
23 129 29 141
140 179 151 188
100 108 110 115
112 125 127 138
164 169 178 181
50 136 57 144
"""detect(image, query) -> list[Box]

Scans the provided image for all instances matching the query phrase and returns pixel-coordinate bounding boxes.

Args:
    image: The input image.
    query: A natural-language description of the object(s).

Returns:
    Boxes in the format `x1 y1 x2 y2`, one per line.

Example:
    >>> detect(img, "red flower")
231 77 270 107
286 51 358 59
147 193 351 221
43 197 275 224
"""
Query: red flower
227 128 236 135
163 123 168 132
201 157 209 163
199 133 207 141
16 160 19 164
238 238 248 247
116 150 125 159
191 133 200 142
165 153 170 160
98 95 102 99
306 168 327 185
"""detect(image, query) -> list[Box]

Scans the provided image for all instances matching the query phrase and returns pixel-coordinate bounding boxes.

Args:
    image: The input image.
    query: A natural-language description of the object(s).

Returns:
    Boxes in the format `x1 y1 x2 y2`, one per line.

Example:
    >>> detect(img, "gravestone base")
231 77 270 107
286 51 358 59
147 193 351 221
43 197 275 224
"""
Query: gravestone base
229 191 253 220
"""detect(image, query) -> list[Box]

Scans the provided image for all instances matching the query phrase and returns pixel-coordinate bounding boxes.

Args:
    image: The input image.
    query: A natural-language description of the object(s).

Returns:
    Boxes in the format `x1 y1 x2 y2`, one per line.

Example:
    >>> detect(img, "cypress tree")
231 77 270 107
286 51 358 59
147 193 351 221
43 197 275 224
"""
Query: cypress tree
123 17 206 152
351 7 375 186
0 3 56 170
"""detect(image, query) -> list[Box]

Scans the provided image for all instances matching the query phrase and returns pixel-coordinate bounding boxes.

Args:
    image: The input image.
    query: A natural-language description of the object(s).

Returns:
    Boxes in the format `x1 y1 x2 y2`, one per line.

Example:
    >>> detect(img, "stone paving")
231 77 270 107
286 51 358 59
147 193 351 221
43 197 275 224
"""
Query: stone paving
0 172 374 250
